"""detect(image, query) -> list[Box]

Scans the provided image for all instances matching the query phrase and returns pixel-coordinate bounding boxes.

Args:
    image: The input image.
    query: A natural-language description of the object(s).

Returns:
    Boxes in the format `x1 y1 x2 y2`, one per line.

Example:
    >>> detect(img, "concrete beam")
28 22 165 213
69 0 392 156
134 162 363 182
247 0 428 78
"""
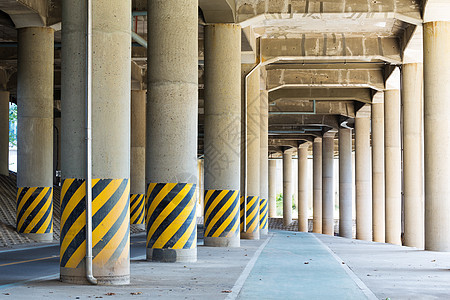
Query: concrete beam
270 114 340 129
269 88 372 104
270 100 355 118
261 36 402 64
199 0 235 23
0 0 49 28
267 69 384 91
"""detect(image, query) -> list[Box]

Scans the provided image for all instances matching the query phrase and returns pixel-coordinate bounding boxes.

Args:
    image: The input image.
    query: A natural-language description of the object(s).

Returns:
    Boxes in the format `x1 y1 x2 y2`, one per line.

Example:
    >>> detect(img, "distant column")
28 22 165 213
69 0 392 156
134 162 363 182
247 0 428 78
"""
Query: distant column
268 159 277 218
322 132 336 236
313 138 322 233
260 90 269 235
298 143 309 232
355 110 372 241
402 63 424 249
385 89 402 246
282 150 293 227
339 127 352 238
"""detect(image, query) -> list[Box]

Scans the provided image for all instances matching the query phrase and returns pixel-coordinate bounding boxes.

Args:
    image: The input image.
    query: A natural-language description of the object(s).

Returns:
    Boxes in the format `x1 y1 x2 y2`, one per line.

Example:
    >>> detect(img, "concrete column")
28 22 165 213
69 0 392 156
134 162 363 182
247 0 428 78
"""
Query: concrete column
17 27 54 244
322 132 336 236
339 127 352 238
355 112 372 241
260 90 269 235
268 159 277 218
372 94 385 243
146 0 198 261
0 92 9 176
61 0 131 284
204 24 241 247
298 143 309 232
402 63 424 249
197 159 204 218
240 66 260 240
313 138 322 233
385 89 402 245
130 90 146 228
424 22 450 251
282 150 293 227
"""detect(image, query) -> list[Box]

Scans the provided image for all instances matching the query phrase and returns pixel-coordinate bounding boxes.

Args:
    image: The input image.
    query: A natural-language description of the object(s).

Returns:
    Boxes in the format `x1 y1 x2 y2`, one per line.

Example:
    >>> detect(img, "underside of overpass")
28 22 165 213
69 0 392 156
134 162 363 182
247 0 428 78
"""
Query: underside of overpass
0 0 449 298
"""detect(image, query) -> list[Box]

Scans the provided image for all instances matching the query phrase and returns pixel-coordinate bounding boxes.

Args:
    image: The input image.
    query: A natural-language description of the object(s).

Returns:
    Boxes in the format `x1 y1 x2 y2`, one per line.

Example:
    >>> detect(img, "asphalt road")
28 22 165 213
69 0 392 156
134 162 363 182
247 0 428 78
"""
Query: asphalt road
0 233 147 290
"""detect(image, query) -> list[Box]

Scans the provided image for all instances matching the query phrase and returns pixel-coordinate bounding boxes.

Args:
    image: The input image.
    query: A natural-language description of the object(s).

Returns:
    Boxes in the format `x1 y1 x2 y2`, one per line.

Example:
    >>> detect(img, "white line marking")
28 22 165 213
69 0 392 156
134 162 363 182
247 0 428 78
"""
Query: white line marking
226 234 273 300
312 234 378 300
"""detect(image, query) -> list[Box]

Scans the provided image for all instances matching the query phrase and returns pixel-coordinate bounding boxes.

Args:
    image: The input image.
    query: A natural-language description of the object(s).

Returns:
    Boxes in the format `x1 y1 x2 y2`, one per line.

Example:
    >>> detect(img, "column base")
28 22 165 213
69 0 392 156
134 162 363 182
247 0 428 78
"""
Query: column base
260 228 268 235
204 236 240 247
241 231 260 240
22 232 53 243
147 248 197 263
60 268 130 285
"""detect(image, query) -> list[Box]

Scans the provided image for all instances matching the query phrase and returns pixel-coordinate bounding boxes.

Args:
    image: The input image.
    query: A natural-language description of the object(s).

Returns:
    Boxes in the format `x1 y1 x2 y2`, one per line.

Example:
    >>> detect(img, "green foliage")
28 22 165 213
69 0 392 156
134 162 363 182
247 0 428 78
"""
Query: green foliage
9 103 17 147
275 193 297 216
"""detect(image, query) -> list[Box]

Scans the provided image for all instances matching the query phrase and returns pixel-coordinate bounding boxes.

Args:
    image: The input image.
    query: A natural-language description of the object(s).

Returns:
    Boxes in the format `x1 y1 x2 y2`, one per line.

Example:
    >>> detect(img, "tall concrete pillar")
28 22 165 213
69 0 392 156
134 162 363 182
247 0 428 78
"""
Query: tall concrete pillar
313 138 322 233
17 27 54 243
61 0 131 284
298 143 309 232
355 111 372 241
268 159 277 218
204 24 241 247
424 21 450 251
260 90 269 235
322 132 336 236
146 0 198 261
0 92 9 176
240 66 260 240
372 94 385 243
282 150 293 227
339 127 352 239
130 90 146 228
197 159 204 218
402 63 424 249
385 89 402 246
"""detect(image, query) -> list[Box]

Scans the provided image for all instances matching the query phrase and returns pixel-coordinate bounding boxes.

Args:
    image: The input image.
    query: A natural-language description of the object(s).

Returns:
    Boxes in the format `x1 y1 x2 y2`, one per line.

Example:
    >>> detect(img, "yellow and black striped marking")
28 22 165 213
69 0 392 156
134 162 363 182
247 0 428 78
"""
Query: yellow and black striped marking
60 178 130 269
204 190 239 238
146 183 197 250
259 198 268 230
16 187 53 234
130 194 145 225
240 196 260 233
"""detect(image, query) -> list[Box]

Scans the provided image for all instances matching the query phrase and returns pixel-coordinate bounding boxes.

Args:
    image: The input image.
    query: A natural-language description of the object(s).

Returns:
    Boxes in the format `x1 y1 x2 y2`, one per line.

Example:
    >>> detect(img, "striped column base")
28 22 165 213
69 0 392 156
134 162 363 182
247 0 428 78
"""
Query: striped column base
204 189 240 247
60 178 130 285
146 183 197 262
240 196 260 240
16 186 53 242
130 194 145 225
260 198 269 235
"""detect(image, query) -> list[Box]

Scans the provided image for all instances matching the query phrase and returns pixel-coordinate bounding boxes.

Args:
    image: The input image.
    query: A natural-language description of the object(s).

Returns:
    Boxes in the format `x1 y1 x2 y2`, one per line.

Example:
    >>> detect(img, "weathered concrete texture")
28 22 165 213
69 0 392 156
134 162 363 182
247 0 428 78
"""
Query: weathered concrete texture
266 69 384 91
269 100 355 118
260 90 269 235
355 113 372 241
338 127 352 239
423 21 450 252
322 132 335 236
371 96 385 243
269 88 372 104
0 91 8 176
282 150 292 227
61 0 131 284
384 89 402 246
241 65 260 241
204 24 241 247
131 90 146 196
268 159 277 218
297 144 309 232
313 138 322 234
402 63 424 249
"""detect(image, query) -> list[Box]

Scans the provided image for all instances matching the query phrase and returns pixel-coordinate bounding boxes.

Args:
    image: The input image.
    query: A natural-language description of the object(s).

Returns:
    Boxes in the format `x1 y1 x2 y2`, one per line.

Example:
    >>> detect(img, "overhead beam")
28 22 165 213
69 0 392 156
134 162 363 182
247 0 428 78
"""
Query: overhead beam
270 114 340 129
260 36 402 64
270 100 355 118
199 0 235 23
267 68 384 91
269 87 372 104
0 0 48 28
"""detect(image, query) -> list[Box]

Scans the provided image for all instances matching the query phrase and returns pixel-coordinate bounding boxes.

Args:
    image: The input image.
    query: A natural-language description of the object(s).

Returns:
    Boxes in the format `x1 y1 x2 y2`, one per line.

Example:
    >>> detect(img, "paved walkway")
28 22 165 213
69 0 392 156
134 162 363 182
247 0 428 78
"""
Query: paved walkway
238 231 372 299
